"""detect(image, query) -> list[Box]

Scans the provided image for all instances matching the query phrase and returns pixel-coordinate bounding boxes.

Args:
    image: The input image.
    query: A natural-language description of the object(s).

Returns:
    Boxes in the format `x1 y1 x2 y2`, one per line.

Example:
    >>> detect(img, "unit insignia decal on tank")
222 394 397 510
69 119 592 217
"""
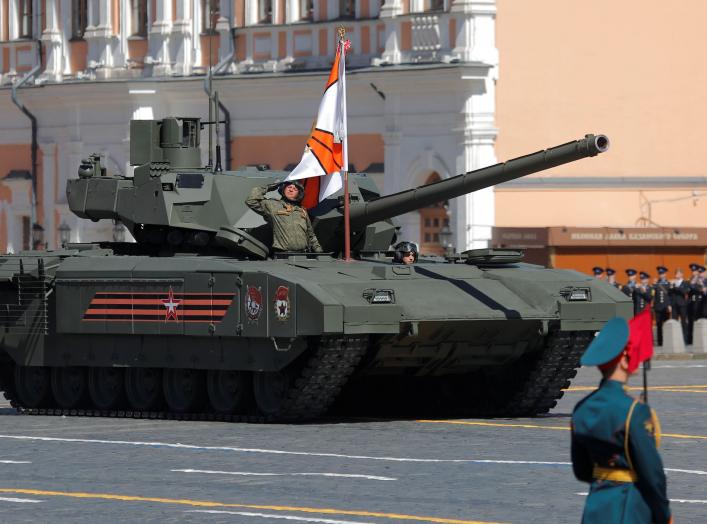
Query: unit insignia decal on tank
274 285 291 321
246 286 263 321
161 286 182 321
82 290 236 324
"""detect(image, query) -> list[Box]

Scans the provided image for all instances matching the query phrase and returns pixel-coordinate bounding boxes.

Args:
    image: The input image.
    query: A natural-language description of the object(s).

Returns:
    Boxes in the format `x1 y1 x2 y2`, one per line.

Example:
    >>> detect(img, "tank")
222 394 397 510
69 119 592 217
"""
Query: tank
0 117 627 422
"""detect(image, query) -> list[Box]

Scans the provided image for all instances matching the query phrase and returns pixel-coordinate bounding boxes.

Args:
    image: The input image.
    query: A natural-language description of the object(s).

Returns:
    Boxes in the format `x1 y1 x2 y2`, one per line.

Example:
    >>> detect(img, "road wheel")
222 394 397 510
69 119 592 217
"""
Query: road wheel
252 370 293 417
14 366 52 408
207 370 252 414
51 367 89 409
125 368 163 411
163 369 205 413
88 367 126 410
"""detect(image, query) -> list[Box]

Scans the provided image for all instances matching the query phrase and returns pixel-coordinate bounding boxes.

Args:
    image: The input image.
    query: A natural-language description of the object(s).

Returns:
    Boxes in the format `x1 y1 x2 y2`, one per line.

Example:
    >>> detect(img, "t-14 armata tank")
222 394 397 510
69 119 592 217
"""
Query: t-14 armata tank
0 117 628 421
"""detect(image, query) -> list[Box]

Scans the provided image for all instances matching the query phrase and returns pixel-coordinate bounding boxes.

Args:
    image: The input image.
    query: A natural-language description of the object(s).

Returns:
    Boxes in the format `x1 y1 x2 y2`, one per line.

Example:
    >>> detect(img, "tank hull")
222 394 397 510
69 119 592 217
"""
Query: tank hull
0 250 630 421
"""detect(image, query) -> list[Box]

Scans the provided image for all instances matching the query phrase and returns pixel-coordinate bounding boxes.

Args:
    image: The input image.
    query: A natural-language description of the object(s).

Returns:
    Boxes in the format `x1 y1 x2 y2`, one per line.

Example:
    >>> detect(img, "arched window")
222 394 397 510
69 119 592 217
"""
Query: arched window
339 0 355 19
202 0 220 32
18 0 33 38
130 0 148 37
71 0 88 39
418 172 450 255
259 0 273 23
300 0 314 20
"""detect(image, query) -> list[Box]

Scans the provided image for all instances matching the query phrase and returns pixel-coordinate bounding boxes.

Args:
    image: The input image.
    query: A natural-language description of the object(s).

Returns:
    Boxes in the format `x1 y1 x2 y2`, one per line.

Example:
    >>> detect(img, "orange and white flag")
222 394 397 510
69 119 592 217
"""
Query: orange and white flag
286 39 349 208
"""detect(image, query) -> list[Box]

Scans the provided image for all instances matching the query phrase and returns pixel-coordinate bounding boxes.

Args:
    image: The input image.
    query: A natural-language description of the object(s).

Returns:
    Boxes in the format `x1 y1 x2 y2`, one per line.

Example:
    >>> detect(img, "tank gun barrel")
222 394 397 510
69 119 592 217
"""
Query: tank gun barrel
350 134 609 227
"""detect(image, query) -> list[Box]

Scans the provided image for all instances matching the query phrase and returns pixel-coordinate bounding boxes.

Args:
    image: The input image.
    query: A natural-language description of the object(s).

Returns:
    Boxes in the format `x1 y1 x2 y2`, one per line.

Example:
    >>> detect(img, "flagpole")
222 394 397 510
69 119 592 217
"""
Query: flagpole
344 170 351 260
338 27 351 262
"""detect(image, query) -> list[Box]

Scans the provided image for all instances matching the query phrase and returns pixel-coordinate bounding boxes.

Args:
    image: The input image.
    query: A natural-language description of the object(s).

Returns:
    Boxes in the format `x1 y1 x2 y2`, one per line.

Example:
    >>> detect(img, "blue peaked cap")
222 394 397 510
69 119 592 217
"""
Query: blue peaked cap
580 317 630 366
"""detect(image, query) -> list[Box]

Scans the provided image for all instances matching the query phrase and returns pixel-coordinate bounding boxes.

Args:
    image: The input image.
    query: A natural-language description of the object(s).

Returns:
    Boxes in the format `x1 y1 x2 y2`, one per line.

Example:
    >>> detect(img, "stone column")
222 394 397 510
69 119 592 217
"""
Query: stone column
692 318 707 354
451 0 498 65
660 319 686 354
150 0 174 75
377 0 403 65
327 0 340 19
216 0 234 65
84 0 120 78
5 0 19 80
456 73 497 250
39 143 57 249
173 0 195 75
40 0 64 82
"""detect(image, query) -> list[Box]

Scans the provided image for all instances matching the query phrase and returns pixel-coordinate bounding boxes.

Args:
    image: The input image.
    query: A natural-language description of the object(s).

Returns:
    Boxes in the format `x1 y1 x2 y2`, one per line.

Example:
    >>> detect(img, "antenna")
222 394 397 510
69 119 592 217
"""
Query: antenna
215 90 222 172
207 2 214 170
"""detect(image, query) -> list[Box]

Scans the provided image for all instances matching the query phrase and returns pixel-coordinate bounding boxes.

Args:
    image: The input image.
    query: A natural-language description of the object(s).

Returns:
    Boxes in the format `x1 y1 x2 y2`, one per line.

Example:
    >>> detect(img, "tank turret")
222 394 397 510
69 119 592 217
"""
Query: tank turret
67 119 608 258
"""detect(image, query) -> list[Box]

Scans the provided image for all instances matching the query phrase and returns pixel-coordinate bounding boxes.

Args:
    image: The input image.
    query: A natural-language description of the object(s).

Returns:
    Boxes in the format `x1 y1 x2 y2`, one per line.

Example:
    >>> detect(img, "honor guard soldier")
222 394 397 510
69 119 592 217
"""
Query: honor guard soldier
592 267 605 280
687 263 704 344
653 267 672 346
246 181 323 254
633 272 653 315
669 268 690 343
621 269 637 300
606 268 620 288
700 266 707 319
571 316 672 524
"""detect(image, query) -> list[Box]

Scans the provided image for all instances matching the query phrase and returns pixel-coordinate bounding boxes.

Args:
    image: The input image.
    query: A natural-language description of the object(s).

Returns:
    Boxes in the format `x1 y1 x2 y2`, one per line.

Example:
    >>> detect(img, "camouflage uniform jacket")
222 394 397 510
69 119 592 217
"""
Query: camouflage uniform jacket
245 185 323 253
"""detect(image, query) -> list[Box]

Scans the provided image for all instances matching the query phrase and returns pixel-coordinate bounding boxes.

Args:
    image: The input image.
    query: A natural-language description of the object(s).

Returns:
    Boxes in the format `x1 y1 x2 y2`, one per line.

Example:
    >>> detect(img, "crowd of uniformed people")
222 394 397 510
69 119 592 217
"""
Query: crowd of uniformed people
592 264 707 345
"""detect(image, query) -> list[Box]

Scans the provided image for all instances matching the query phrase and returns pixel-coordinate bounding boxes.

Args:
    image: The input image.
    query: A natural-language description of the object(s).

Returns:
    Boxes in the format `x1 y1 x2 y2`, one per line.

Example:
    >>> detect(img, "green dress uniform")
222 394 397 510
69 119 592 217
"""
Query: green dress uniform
572 381 671 523
245 184 323 253
571 318 672 524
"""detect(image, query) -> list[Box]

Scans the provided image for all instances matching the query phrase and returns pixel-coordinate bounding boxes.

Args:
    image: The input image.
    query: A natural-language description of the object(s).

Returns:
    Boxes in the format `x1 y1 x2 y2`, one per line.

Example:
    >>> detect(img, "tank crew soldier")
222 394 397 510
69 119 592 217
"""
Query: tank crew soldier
621 269 637 300
571 317 672 524
634 272 653 315
653 266 672 346
606 268 620 288
592 266 605 280
392 241 418 265
669 268 690 343
246 181 323 254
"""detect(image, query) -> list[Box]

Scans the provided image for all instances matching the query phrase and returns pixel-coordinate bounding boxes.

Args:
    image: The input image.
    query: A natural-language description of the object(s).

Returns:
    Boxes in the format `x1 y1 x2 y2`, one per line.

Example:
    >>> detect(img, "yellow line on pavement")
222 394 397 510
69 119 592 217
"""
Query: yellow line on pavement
0 488 504 524
418 420 570 431
417 420 707 440
565 385 707 392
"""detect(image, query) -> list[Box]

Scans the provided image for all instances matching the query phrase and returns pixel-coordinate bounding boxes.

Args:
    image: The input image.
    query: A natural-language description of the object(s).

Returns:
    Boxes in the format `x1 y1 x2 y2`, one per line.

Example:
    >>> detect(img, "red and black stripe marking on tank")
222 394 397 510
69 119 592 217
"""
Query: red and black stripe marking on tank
82 287 235 323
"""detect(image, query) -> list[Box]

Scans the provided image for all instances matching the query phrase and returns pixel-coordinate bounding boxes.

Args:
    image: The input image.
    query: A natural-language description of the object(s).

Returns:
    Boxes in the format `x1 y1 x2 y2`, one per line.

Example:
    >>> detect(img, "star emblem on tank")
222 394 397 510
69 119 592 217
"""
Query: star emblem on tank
161 286 182 321
274 285 290 321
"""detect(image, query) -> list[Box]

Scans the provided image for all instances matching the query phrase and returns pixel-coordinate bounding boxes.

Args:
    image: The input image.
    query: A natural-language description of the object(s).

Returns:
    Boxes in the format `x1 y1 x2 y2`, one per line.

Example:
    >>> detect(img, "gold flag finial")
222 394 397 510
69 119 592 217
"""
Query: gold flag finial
337 26 346 41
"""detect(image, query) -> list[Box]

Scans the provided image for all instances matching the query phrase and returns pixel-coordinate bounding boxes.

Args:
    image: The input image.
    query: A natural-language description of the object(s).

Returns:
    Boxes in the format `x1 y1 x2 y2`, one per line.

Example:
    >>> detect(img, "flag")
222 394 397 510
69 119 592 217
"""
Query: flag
626 308 654 373
286 39 349 209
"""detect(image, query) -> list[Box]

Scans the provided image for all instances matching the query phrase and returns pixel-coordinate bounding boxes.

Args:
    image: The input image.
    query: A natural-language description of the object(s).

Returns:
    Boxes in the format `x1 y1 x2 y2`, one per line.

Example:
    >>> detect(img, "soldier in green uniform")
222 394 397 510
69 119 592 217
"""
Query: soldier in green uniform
571 317 672 524
246 181 323 254
393 241 418 265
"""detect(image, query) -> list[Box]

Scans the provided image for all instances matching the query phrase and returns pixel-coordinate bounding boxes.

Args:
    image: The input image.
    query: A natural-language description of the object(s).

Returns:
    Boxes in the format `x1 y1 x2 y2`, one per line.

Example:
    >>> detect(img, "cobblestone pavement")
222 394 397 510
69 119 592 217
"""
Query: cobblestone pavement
0 361 704 523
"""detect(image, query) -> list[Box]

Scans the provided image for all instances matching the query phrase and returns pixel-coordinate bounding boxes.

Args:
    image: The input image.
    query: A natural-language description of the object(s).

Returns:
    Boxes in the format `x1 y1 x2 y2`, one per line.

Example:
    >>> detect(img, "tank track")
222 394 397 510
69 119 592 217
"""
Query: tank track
0 336 367 423
492 330 593 417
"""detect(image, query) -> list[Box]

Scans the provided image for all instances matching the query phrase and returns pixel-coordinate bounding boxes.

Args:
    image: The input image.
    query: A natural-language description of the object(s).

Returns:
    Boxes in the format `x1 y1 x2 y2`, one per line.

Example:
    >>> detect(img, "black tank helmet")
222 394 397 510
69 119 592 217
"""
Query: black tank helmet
278 180 306 203
393 241 419 263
